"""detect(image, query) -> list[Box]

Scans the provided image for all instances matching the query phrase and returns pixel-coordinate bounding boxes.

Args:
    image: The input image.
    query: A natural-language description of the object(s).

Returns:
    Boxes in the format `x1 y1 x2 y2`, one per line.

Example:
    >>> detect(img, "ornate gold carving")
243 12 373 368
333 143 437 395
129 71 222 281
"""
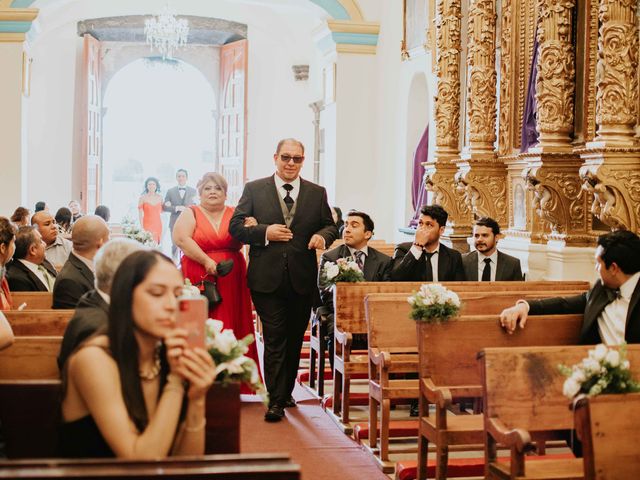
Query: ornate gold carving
454 168 508 225
498 0 513 155
535 0 575 146
584 0 599 142
466 0 496 150
425 162 472 231
594 0 639 144
434 0 462 153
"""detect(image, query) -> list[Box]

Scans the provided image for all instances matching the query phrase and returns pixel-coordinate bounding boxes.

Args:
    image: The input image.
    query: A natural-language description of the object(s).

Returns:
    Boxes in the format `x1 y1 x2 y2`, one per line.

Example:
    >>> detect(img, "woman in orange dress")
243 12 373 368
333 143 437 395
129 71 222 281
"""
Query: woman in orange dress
173 172 260 394
138 177 163 244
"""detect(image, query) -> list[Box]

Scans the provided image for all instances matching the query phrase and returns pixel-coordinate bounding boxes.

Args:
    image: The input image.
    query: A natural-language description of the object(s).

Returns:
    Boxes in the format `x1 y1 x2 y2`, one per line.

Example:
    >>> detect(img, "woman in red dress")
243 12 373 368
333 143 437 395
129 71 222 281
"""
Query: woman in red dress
138 177 163 244
173 172 260 393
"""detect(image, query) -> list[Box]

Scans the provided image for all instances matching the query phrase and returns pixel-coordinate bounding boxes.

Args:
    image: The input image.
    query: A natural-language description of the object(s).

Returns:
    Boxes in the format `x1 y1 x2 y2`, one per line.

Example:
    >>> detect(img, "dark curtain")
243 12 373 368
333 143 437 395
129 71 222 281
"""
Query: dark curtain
409 125 429 227
520 32 539 152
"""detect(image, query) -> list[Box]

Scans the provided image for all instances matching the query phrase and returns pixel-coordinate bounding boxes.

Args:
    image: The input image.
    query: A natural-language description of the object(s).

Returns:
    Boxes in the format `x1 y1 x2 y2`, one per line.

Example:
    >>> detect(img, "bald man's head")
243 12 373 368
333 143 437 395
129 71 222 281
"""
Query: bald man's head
71 215 110 258
31 211 59 246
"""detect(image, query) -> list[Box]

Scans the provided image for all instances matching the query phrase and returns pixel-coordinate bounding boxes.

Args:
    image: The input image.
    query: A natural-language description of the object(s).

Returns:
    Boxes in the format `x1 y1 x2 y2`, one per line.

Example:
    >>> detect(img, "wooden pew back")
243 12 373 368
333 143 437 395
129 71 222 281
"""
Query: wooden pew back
574 393 640 480
5 310 74 336
9 292 53 310
337 281 590 336
0 336 61 380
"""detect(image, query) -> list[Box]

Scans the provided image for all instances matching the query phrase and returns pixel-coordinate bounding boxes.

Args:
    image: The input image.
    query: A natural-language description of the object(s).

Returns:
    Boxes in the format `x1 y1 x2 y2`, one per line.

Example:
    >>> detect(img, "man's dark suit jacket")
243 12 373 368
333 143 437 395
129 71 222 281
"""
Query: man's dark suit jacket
462 250 523 281
318 244 392 311
5 258 57 292
52 252 95 309
164 185 197 230
391 242 466 282
528 279 640 344
57 289 109 370
229 175 338 295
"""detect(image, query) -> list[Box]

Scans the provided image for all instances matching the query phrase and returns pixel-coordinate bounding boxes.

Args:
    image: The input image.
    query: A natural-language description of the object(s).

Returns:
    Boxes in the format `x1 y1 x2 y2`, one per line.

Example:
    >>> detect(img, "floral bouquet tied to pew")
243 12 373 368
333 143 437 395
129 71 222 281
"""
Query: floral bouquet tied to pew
121 217 157 247
319 257 365 287
408 283 461 323
559 343 640 399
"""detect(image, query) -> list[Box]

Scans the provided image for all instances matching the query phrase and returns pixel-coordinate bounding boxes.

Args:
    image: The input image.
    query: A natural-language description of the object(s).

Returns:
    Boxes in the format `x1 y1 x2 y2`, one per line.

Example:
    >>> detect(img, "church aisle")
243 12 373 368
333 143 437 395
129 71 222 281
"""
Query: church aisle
240 384 389 480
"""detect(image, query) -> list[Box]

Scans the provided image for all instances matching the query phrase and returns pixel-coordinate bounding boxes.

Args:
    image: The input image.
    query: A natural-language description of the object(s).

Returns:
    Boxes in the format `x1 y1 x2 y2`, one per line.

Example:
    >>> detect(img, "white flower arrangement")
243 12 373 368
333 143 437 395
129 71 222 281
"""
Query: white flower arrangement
319 257 365 287
205 319 265 397
559 343 640 399
121 217 157 247
181 279 202 298
407 283 461 323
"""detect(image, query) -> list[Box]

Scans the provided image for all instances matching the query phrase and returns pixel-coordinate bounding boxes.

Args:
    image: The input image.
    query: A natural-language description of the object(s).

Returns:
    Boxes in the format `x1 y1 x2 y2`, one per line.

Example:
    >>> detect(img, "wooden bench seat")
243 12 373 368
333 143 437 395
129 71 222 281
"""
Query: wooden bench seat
0 336 61 380
9 292 53 310
5 310 74 336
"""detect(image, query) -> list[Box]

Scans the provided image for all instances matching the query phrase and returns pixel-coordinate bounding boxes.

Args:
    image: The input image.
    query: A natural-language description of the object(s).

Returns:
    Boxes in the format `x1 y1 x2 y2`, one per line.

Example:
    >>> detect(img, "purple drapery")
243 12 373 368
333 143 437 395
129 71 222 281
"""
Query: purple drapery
520 33 539 152
409 125 429 227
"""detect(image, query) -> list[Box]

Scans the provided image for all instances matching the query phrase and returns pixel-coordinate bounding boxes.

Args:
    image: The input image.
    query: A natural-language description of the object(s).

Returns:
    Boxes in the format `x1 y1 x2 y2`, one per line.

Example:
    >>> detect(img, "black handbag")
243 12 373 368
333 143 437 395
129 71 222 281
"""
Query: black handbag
196 278 222 308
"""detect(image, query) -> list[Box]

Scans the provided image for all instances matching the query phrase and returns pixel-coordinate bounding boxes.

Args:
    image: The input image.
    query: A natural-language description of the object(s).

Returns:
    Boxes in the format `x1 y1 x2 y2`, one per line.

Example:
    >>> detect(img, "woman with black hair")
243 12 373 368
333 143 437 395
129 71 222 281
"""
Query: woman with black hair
54 207 73 238
59 250 216 458
138 177 163 244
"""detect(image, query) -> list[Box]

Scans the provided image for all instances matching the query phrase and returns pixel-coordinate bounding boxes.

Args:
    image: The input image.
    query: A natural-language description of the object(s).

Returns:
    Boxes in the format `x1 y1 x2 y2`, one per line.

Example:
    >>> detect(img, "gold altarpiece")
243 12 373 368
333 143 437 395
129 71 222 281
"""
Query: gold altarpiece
424 0 640 258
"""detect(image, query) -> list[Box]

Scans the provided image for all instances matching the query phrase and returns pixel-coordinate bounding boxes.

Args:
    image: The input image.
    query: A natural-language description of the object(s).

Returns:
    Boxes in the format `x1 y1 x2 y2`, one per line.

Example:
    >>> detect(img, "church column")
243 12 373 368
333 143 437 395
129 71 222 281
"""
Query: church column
523 0 590 245
425 0 472 251
0 7 38 213
454 0 508 228
580 0 640 232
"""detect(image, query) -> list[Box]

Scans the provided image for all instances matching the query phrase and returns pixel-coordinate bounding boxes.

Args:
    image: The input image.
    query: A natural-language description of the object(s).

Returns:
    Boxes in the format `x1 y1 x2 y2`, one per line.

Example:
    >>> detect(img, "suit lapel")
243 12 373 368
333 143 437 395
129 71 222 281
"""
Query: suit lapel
363 248 377 280
495 251 507 281
71 253 94 285
290 178 308 229
17 261 47 291
466 251 479 281
626 280 640 328
583 282 609 337
438 244 450 280
266 175 286 224
42 259 57 279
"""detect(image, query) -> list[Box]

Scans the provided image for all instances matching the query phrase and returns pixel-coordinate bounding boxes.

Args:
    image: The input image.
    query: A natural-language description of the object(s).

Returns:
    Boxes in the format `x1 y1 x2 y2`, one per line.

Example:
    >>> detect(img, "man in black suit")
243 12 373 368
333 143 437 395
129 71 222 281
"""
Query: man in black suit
391 204 465 282
230 138 338 422
500 230 640 345
317 211 392 369
5 226 57 292
52 215 110 309
462 217 523 281
164 169 198 259
58 238 144 370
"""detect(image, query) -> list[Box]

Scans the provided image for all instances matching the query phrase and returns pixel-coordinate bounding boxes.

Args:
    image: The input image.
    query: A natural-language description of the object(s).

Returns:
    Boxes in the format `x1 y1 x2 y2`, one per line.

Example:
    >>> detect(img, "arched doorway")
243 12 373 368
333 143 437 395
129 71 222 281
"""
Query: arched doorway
405 72 429 223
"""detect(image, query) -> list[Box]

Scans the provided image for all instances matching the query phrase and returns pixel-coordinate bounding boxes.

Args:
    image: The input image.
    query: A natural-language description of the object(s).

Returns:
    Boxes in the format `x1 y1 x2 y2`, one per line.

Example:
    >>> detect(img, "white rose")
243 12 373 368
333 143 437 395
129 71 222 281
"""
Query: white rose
214 330 237 356
605 349 620 367
622 360 630 370
408 296 416 306
206 319 224 335
591 344 608 362
325 263 340 280
563 378 581 398
571 367 587 383
583 358 601 373
347 261 360 271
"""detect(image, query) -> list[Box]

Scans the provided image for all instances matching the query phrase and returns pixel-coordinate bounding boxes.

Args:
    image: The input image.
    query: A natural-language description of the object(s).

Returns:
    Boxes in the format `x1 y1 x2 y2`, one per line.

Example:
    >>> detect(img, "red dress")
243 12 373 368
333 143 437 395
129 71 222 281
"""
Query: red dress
139 202 163 244
0 276 12 310
181 205 261 394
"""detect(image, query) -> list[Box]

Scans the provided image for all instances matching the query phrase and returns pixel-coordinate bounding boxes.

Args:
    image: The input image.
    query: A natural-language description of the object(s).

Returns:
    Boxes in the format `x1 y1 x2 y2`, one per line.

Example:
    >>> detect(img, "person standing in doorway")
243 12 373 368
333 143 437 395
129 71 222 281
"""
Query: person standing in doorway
138 177 163 245
164 169 197 259
229 138 338 423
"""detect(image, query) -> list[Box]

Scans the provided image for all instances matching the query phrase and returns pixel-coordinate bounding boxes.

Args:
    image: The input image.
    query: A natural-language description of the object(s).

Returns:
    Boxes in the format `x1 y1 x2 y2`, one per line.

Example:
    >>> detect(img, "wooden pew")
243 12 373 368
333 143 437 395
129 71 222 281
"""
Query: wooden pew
8 292 53 310
480 345 640 480
0 454 300 479
329 281 589 428
573 393 640 480
0 336 61 380
4 309 74 336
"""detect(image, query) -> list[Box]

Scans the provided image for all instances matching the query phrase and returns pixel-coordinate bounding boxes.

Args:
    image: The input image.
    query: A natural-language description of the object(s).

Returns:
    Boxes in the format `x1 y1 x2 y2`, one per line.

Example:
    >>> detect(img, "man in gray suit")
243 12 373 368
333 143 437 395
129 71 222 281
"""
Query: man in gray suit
462 217 523 281
164 169 197 258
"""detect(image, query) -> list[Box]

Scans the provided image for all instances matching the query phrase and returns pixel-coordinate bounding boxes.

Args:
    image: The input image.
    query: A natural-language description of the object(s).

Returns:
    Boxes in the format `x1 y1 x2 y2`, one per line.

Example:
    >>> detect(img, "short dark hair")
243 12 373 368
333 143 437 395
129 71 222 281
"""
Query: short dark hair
55 207 72 229
347 210 374 234
275 138 305 156
143 177 161 194
94 205 111 222
176 169 188 178
474 216 500 236
597 230 640 274
0 217 17 247
34 201 46 212
14 226 39 260
10 207 29 224
420 204 448 228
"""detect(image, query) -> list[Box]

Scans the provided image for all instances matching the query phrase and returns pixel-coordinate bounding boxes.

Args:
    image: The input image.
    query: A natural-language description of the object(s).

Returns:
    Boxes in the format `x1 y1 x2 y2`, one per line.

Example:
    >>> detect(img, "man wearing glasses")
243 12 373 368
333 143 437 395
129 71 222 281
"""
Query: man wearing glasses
230 138 338 422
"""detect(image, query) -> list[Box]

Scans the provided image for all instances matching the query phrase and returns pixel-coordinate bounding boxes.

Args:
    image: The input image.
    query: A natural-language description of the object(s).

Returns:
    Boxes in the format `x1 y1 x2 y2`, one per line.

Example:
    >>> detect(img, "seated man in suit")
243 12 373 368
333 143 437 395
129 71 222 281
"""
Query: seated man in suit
31 211 72 271
462 216 523 281
57 237 144 370
391 204 465 282
5 226 57 292
52 215 110 309
317 210 392 369
500 230 640 345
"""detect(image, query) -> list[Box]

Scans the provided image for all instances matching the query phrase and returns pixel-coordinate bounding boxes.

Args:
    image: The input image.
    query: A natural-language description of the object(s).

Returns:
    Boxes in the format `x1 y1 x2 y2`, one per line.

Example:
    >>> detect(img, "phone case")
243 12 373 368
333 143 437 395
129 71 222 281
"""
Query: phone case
177 297 208 349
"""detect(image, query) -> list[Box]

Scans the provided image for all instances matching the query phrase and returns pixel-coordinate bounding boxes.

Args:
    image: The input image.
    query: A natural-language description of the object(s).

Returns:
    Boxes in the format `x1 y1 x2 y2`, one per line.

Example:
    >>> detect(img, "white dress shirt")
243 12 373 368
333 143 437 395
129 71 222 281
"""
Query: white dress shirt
19 259 54 291
274 174 300 203
410 244 440 282
477 250 499 281
598 271 640 345
347 245 369 266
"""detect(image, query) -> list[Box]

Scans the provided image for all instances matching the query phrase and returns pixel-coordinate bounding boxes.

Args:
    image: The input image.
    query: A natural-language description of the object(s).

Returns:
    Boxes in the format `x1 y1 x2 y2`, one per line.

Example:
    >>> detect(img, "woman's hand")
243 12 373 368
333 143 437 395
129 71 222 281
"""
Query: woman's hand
204 258 217 276
243 216 258 227
164 328 188 374
174 348 216 401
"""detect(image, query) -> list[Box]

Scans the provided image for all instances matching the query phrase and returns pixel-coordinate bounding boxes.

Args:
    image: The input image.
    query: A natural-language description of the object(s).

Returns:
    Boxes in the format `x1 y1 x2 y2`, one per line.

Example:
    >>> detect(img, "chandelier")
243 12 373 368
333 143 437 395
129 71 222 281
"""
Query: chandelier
144 4 189 60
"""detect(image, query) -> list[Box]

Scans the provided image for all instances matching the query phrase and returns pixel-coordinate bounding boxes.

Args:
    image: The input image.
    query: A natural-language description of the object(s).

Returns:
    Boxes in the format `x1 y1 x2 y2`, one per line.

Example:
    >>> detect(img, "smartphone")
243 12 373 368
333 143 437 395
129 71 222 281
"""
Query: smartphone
176 296 208 350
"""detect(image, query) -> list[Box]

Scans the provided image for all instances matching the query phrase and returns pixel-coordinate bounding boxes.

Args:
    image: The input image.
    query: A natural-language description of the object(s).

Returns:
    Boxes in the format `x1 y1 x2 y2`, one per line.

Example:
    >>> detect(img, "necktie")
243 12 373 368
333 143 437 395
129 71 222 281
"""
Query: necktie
283 184 294 212
605 287 621 303
37 265 52 291
481 258 491 281
178 187 186 199
425 252 435 282
354 251 365 271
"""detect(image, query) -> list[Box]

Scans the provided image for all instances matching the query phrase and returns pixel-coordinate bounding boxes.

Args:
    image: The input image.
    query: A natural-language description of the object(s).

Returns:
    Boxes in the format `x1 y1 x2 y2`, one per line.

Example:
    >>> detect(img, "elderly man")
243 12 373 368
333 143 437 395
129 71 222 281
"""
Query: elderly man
57 238 145 370
52 216 110 309
5 226 57 292
31 211 72 270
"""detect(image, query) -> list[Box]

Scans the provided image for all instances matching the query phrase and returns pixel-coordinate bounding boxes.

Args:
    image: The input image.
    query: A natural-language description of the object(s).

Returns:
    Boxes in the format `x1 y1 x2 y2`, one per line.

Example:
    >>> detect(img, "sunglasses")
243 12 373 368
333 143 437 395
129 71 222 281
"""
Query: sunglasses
280 154 305 164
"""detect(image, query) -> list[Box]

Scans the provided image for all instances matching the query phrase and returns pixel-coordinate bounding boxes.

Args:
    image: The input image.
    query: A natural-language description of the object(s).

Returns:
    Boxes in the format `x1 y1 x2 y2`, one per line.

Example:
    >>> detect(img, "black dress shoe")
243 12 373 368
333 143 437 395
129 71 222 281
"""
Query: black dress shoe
264 405 285 422
410 400 419 417
283 396 297 408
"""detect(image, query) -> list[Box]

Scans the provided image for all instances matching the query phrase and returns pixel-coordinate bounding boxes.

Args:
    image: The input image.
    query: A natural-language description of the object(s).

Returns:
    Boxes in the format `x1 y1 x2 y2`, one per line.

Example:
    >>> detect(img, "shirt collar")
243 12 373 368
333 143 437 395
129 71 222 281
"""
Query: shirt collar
348 245 369 257
619 271 640 301
478 249 498 265
96 288 111 305
72 250 95 273
274 174 300 191
18 258 43 275
46 235 64 250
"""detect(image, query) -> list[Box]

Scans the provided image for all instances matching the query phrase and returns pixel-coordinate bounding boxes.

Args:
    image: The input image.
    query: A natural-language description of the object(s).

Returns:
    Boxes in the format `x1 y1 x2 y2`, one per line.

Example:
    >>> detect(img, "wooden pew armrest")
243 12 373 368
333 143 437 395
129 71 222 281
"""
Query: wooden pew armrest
334 328 353 360
369 348 390 369
486 418 533 453
421 378 452 409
